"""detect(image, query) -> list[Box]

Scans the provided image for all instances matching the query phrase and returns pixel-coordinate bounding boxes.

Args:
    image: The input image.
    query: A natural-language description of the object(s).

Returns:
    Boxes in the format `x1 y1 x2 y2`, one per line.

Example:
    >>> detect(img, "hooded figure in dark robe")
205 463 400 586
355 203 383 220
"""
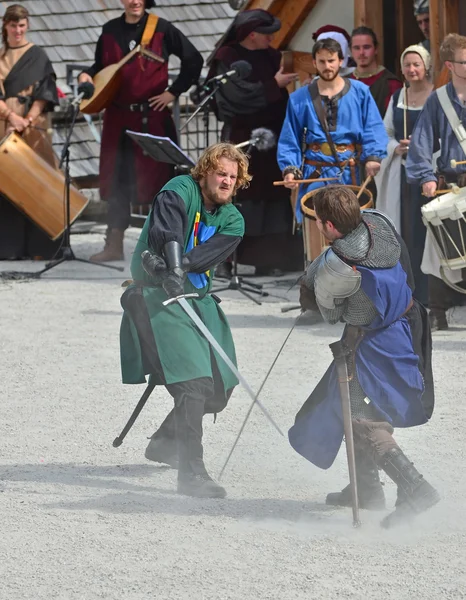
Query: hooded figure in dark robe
208 9 303 277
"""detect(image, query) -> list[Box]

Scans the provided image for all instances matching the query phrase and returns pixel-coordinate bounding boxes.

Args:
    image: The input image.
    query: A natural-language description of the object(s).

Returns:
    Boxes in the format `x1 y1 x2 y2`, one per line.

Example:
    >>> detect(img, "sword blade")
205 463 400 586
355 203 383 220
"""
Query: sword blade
176 297 284 437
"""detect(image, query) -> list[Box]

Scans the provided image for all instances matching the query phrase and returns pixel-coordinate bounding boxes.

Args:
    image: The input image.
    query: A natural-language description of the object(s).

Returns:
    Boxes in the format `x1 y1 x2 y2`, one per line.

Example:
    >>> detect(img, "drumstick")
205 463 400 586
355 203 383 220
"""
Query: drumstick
434 185 461 195
450 159 466 168
273 176 339 186
356 175 372 200
403 85 408 141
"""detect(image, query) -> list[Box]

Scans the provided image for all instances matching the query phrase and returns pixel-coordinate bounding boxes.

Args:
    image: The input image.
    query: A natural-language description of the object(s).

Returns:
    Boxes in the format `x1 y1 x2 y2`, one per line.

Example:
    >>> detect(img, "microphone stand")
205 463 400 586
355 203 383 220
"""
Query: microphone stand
36 101 124 276
213 140 288 305
180 79 223 132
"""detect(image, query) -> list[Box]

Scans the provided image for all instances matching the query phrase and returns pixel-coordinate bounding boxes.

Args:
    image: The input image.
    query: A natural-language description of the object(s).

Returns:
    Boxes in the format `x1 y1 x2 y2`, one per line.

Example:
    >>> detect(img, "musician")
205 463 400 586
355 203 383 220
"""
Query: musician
208 9 302 278
78 0 202 263
293 186 438 528
120 143 248 498
278 38 387 224
406 33 466 331
375 45 433 306
0 4 59 260
349 27 402 118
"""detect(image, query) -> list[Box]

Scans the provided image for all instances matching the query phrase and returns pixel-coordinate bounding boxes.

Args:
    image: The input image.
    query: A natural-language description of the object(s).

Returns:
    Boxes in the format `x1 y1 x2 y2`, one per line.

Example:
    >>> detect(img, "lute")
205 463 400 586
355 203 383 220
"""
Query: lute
80 45 165 115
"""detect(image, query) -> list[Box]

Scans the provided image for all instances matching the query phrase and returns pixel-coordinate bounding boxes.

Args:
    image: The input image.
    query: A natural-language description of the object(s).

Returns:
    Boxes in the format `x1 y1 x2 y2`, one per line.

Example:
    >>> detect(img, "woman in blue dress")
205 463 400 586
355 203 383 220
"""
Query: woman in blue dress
376 45 433 305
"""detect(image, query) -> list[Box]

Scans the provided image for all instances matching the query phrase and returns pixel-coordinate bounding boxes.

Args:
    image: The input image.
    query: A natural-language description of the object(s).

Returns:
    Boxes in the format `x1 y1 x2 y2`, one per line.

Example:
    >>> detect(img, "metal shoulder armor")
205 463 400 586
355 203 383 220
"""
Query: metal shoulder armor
315 248 362 309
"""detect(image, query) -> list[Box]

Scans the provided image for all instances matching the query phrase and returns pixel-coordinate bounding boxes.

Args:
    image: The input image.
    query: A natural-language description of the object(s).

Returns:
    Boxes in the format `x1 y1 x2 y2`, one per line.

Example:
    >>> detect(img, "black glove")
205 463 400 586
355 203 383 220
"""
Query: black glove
162 270 186 299
141 250 167 281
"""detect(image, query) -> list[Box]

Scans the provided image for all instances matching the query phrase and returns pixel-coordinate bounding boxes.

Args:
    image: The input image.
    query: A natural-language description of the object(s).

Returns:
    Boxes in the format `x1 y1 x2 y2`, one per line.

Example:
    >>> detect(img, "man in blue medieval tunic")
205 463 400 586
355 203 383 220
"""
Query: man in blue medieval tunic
406 33 466 331
291 186 439 528
119 143 249 499
277 38 387 224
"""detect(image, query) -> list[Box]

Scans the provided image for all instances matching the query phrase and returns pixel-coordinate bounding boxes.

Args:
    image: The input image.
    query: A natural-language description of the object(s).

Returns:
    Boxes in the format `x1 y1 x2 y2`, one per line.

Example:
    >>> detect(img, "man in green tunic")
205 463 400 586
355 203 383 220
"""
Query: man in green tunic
120 143 250 498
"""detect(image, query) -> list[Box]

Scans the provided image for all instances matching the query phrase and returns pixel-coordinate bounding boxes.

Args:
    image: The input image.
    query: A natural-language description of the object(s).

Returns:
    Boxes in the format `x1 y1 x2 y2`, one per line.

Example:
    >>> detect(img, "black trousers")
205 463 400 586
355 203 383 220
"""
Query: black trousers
155 377 215 478
428 274 466 312
107 133 137 231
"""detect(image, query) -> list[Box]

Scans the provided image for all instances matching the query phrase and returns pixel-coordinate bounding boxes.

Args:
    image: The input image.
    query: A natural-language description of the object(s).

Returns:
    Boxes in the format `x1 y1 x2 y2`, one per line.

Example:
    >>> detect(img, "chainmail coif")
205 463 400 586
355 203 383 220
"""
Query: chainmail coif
332 213 401 268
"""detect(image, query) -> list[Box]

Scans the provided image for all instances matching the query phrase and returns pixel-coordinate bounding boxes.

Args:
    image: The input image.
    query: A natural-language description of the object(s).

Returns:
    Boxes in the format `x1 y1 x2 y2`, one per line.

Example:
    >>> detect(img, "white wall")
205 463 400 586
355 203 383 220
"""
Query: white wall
288 0 354 53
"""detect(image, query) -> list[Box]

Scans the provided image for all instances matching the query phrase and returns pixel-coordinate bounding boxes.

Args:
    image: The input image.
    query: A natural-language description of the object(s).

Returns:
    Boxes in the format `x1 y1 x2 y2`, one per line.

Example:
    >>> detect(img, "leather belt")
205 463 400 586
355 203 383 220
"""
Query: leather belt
401 297 414 318
307 142 359 156
305 158 357 167
114 101 150 112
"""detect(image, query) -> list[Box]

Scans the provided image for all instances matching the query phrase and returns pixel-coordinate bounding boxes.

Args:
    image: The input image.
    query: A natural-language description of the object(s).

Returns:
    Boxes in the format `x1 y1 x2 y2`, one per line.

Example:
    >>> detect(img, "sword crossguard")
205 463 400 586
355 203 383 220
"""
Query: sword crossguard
162 292 199 306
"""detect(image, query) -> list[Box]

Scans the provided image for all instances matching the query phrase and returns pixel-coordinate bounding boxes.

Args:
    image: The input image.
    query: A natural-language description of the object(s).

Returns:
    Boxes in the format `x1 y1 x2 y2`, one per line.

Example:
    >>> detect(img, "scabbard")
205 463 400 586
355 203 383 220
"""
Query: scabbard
329 339 361 527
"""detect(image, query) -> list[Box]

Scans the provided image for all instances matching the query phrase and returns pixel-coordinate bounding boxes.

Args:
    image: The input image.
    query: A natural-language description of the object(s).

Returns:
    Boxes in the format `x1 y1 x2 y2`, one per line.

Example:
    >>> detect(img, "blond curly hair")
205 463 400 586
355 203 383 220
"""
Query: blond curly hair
191 143 252 192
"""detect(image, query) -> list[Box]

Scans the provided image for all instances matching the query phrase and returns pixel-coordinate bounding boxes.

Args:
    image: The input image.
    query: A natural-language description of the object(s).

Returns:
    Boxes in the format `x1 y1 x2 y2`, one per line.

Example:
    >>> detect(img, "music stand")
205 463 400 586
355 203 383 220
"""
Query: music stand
35 102 124 277
126 131 195 173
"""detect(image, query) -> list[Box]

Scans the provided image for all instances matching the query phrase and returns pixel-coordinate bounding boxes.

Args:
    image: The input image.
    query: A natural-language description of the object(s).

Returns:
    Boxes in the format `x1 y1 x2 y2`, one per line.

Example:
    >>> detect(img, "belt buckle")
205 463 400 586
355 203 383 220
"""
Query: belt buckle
321 142 332 156
129 103 141 112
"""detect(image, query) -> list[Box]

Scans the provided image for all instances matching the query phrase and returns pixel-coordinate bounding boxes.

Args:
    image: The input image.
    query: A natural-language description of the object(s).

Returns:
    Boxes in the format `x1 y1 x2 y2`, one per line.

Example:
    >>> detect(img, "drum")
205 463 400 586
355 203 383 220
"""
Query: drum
421 188 466 271
0 132 89 240
300 185 373 262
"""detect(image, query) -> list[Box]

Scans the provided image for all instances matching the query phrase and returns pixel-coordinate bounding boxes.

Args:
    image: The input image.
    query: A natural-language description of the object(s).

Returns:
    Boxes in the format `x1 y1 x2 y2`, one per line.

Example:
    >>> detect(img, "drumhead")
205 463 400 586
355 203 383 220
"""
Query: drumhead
421 188 466 223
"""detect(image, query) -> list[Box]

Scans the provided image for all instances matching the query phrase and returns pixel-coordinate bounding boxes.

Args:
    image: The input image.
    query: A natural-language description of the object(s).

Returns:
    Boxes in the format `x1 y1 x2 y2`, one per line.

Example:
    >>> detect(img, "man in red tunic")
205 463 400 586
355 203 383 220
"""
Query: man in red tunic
78 0 202 262
349 26 402 118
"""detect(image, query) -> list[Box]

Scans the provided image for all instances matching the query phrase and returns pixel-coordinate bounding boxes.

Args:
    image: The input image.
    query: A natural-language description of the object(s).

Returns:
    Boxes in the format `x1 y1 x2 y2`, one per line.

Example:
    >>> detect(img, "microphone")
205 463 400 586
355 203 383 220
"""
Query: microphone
235 128 276 152
207 60 252 85
189 61 252 106
72 81 95 106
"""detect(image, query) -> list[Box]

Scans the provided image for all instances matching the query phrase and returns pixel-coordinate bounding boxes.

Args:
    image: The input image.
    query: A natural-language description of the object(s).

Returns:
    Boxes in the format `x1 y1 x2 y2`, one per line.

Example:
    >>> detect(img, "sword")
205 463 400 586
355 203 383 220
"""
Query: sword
329 340 361 528
163 293 284 437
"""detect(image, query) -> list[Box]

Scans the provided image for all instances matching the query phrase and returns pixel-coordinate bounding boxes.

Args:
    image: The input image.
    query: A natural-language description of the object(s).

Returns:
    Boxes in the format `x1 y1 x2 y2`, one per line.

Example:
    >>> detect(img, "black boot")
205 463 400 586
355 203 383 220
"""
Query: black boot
429 309 448 331
174 391 226 499
145 410 178 468
177 472 226 499
379 448 440 529
326 452 386 511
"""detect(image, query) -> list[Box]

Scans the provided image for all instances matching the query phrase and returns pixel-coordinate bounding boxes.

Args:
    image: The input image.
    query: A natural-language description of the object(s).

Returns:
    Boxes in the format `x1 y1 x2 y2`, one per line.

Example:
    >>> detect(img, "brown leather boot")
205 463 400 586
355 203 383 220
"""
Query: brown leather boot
90 229 124 262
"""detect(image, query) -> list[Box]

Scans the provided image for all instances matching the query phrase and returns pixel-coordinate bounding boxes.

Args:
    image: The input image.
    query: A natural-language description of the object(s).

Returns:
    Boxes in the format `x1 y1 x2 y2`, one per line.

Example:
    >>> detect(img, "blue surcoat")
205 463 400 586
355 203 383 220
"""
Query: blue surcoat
289 262 432 470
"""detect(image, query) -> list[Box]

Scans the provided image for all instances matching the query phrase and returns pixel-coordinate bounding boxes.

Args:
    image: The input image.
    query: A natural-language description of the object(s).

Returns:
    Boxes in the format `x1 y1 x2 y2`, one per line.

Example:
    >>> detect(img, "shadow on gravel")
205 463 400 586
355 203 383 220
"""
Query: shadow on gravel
45 491 336 523
0 462 336 523
0 463 174 495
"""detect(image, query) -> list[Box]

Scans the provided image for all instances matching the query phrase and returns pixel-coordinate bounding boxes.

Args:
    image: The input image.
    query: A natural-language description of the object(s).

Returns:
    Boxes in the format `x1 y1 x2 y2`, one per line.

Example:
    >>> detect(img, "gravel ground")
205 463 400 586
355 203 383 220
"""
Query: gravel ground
1 226 465 600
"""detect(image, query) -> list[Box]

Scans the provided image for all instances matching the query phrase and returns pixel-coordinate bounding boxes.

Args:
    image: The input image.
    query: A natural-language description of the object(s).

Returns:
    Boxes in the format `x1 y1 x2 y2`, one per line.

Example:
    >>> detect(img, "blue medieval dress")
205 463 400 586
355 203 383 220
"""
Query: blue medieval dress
376 88 429 305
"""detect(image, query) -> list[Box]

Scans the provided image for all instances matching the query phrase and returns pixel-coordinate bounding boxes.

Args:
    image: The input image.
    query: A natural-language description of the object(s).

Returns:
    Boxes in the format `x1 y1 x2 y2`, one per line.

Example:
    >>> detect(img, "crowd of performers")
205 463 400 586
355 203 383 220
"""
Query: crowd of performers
0 0 464 529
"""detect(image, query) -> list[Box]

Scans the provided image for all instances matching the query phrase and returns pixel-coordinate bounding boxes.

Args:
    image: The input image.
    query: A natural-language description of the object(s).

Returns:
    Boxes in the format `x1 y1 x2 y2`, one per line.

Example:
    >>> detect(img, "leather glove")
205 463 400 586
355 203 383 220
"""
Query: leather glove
141 250 167 281
299 283 319 312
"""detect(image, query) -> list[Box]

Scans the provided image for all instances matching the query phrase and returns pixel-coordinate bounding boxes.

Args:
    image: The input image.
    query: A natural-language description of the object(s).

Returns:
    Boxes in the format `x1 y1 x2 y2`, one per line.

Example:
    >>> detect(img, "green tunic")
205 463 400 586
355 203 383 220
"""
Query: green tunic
120 175 244 395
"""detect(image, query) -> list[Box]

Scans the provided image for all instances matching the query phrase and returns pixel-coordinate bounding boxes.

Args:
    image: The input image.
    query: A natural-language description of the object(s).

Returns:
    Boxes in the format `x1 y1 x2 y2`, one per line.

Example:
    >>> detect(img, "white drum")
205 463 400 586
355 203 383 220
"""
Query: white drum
421 188 466 271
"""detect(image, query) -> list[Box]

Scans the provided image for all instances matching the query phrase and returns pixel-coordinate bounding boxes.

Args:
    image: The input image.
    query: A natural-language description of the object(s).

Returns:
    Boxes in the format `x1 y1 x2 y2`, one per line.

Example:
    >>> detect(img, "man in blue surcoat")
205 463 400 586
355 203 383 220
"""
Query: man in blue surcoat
277 37 387 224
291 185 439 528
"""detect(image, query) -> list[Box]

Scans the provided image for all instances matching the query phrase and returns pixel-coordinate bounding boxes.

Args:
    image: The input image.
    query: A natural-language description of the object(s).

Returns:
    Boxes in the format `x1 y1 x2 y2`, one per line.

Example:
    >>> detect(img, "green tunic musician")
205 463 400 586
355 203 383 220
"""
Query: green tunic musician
120 143 248 498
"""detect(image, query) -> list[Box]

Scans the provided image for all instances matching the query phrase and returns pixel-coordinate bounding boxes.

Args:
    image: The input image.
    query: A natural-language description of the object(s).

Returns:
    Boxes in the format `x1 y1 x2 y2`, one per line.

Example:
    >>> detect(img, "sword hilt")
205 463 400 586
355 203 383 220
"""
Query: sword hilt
162 293 199 306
